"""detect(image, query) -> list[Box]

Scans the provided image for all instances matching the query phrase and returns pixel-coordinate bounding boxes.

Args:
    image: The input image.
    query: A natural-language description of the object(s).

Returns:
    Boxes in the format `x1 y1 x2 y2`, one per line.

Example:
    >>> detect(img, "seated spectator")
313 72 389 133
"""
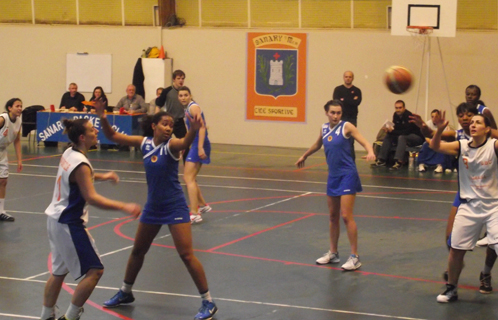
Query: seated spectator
148 87 163 115
114 84 147 114
60 83 85 112
371 100 424 170
88 86 108 113
415 109 453 173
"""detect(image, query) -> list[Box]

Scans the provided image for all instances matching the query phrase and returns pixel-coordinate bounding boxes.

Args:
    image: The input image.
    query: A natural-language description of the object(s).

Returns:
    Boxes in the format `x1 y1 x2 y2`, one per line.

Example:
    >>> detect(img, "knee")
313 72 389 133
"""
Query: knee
87 268 104 281
0 179 7 188
341 212 353 224
178 250 195 265
130 246 149 259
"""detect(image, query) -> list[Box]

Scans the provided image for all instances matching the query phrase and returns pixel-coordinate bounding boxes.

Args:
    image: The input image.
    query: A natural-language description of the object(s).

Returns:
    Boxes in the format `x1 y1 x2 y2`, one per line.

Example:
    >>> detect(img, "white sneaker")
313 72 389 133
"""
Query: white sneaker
434 164 443 173
316 251 340 265
198 205 212 214
476 237 489 247
418 164 426 172
341 255 361 271
453 168 458 173
190 214 203 224
445 168 453 173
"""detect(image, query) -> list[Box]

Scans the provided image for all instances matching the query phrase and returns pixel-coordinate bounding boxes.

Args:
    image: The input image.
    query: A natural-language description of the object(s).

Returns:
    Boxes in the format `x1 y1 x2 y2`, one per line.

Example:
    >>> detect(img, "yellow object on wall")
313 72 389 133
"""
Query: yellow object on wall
0 0 32 23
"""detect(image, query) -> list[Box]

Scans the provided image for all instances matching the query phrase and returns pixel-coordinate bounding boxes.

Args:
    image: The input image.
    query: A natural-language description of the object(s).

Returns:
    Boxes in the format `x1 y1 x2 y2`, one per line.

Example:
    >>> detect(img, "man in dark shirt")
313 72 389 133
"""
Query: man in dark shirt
60 83 85 112
333 71 362 159
155 70 189 162
372 100 424 170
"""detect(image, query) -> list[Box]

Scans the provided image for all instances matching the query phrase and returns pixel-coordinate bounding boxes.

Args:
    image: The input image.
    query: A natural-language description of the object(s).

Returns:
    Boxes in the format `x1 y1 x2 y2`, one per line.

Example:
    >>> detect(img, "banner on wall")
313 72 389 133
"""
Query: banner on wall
247 33 307 122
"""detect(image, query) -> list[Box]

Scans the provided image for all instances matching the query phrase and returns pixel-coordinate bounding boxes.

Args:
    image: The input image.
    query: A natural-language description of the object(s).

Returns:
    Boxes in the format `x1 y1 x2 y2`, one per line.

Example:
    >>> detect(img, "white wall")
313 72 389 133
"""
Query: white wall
1 24 497 148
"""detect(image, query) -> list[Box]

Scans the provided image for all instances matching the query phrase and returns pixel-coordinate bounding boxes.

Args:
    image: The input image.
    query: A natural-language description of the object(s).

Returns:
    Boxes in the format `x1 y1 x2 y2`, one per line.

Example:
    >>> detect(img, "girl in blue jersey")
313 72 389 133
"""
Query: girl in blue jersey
465 84 497 129
296 100 375 271
94 103 218 320
41 119 141 320
178 86 212 224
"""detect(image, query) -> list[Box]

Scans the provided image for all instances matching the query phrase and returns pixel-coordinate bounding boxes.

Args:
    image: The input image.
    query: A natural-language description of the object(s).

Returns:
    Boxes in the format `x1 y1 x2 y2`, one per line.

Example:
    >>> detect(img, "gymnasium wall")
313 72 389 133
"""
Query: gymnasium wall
1 24 497 148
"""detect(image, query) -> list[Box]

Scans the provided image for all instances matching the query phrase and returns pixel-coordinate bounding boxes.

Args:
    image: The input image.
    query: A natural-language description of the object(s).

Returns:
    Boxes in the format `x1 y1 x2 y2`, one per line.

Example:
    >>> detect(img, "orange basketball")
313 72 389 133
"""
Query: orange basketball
384 66 413 94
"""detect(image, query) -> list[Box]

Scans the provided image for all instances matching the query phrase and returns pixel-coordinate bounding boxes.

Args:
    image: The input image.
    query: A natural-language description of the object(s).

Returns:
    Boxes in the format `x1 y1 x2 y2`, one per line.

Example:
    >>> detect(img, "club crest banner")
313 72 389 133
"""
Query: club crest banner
247 33 307 122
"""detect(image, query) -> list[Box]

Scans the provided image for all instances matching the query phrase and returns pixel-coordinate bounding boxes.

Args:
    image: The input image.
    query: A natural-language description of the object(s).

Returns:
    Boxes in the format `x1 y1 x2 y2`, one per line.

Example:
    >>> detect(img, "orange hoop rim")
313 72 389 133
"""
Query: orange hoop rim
406 26 434 34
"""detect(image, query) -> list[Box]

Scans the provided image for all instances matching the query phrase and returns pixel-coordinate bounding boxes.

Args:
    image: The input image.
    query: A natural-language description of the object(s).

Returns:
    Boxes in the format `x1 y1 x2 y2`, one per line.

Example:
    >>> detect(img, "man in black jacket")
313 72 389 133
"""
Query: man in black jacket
372 100 424 170
333 71 362 160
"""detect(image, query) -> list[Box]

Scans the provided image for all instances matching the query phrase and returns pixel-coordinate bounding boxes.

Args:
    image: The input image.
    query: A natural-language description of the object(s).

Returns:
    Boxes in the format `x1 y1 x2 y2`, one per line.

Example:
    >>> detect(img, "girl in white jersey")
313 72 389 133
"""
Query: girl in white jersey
431 112 498 303
40 119 141 320
94 101 218 320
295 100 375 271
0 98 23 222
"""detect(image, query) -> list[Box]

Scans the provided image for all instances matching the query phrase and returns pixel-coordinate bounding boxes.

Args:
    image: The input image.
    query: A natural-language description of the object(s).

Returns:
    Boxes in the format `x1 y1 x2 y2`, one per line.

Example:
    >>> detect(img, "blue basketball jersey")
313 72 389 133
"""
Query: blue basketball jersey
185 101 210 146
477 104 487 115
141 137 188 217
456 128 470 141
322 121 357 177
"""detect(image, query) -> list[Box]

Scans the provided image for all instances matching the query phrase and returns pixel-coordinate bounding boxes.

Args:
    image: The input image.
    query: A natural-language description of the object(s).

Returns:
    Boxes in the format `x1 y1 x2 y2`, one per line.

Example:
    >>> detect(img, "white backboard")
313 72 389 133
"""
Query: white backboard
391 0 457 37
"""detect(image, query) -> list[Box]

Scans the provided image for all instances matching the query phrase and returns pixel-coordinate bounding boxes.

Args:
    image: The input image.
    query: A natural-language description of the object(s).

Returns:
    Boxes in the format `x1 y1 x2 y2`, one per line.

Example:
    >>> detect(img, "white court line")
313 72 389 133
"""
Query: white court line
0 313 38 319
19 163 455 193
246 192 312 212
0 276 427 320
24 234 171 280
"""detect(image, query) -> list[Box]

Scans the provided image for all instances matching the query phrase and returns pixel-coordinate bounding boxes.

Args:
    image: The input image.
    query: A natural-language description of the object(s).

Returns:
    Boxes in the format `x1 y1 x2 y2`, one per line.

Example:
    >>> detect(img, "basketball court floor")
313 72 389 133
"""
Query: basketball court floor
1 142 497 320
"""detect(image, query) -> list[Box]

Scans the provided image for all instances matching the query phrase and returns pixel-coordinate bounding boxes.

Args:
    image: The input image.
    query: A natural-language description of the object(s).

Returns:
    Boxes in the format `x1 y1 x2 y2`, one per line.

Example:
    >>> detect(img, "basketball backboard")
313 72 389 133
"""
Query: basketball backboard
391 0 457 37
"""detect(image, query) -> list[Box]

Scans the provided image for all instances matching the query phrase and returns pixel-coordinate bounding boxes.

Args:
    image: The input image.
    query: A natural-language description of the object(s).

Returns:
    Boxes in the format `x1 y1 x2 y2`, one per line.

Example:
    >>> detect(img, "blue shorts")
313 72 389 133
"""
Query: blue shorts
141 197 190 225
327 173 362 197
47 218 103 280
186 142 211 164
453 191 462 207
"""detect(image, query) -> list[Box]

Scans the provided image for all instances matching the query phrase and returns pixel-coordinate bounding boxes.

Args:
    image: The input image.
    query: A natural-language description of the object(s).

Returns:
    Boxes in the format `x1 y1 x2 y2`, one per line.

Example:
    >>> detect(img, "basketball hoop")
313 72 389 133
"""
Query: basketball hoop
406 26 433 35
407 26 433 49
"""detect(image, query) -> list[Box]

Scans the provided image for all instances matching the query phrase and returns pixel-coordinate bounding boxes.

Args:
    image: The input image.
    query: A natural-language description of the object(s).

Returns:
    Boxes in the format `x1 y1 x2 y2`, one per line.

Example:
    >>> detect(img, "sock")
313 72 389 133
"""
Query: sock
40 306 55 320
65 303 82 320
121 281 133 293
200 290 212 302
0 198 5 213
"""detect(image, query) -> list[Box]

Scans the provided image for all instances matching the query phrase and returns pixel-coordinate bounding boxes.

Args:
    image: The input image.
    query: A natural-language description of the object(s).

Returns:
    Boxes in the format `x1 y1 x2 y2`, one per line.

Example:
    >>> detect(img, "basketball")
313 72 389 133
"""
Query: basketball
384 66 413 94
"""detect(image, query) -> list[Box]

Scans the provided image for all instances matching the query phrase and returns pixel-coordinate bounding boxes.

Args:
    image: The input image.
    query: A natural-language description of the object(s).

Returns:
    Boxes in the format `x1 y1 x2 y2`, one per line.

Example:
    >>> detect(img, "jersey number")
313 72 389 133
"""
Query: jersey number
462 157 469 169
56 175 62 201
335 127 341 136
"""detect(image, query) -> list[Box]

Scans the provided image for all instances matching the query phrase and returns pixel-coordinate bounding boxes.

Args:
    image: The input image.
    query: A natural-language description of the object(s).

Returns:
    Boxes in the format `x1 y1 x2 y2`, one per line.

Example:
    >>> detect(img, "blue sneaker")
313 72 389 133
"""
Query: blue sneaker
103 290 135 308
194 300 218 320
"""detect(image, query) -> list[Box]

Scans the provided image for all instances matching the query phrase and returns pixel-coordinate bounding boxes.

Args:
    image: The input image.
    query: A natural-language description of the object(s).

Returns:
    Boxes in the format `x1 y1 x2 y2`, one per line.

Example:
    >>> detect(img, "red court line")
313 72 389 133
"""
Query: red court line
46 254 135 320
9 153 63 163
206 213 316 252
112 220 480 292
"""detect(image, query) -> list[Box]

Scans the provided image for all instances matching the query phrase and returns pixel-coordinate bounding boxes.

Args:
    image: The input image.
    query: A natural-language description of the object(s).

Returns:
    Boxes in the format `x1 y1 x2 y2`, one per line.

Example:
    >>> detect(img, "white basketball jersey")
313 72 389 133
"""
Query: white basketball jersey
45 148 93 224
0 113 21 149
459 138 498 200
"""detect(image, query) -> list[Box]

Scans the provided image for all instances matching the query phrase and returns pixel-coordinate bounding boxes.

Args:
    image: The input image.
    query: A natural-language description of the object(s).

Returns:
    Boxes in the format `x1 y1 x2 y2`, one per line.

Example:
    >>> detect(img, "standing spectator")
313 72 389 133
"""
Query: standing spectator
0 98 22 222
156 70 189 161
371 100 424 170
333 71 362 160
155 70 187 138
148 87 163 115
60 83 85 112
115 84 147 114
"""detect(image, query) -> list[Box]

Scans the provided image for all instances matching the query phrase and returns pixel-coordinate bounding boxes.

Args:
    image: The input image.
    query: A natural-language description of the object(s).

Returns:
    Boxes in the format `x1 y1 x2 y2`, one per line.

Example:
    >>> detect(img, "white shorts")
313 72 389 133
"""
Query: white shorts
47 217 103 280
0 148 8 178
451 199 498 250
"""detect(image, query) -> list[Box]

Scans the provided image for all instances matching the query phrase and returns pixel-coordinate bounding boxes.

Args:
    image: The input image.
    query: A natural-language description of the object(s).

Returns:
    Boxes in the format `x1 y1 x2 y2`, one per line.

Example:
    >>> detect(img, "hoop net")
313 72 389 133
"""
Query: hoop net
406 26 434 35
